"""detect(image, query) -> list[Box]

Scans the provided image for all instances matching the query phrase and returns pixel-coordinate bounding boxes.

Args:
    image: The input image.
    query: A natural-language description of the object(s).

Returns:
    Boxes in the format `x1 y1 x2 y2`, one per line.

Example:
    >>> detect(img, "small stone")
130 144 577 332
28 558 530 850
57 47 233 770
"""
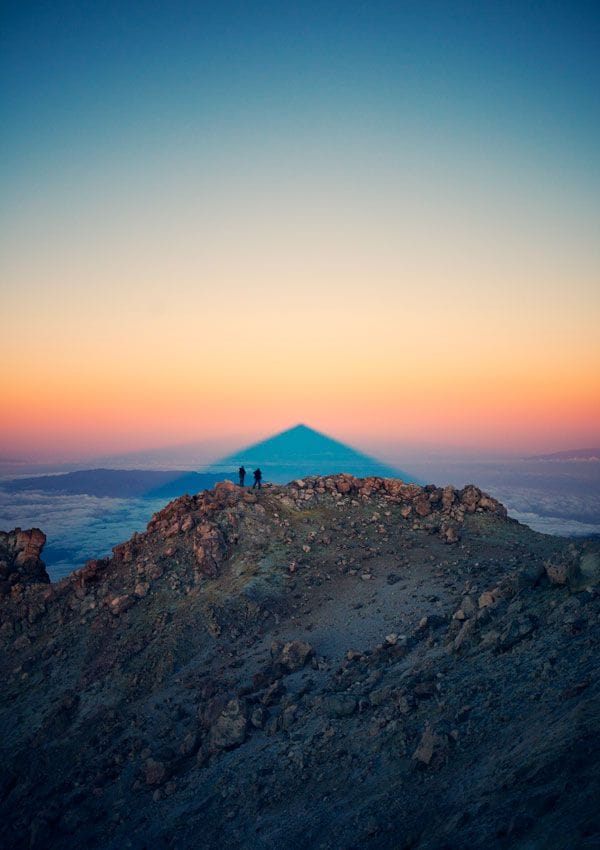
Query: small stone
281 705 297 730
323 693 357 718
179 732 198 756
478 591 496 608
260 680 285 706
441 523 461 544
271 639 314 673
545 547 580 586
346 649 363 662
144 759 167 786
209 698 247 750
453 619 476 652
109 595 133 616
181 515 194 532
460 595 477 617
412 724 447 767
251 706 267 729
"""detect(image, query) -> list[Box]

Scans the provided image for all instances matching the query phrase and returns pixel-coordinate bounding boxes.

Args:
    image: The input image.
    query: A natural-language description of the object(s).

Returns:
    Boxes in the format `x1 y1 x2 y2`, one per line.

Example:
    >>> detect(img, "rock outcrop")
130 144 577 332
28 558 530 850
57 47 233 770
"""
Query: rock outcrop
0 476 598 850
0 528 49 594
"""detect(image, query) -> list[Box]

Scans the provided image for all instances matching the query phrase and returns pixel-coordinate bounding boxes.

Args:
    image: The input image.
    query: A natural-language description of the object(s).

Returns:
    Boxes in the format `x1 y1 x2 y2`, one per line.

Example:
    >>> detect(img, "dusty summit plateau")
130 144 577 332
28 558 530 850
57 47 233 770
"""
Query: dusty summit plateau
1 474 599 849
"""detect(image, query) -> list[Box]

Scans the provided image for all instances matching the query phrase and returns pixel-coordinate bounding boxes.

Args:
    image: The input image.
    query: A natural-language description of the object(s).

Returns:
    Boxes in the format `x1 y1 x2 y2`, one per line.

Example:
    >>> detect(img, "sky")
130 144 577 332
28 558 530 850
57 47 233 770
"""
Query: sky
1 0 599 461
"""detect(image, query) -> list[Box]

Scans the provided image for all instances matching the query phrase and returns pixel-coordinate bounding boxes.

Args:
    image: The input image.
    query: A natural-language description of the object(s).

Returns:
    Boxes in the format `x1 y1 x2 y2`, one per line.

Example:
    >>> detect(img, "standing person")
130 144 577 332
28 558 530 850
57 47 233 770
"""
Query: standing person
238 466 246 487
252 468 262 489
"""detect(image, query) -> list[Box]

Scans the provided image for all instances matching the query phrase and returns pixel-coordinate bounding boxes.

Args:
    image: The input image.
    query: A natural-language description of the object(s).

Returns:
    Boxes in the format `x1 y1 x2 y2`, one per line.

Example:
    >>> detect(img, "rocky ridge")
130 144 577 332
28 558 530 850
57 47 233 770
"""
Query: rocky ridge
0 475 599 849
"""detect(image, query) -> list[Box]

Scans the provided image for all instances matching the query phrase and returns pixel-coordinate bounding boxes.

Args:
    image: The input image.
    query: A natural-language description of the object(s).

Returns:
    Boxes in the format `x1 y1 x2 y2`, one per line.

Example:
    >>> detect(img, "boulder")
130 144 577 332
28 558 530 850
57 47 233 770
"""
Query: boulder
545 546 580 586
478 590 497 609
414 496 431 517
440 521 461 544
441 485 456 511
336 478 354 495
460 485 481 512
271 639 314 673
144 759 167 786
413 724 448 767
209 698 247 750
575 551 600 589
0 528 49 586
109 595 133 616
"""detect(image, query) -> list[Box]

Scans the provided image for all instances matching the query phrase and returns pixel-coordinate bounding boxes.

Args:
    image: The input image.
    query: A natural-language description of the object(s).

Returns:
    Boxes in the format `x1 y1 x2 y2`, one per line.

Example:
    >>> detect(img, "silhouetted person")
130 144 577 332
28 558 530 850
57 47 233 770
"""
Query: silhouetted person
252 468 262 489
238 466 246 487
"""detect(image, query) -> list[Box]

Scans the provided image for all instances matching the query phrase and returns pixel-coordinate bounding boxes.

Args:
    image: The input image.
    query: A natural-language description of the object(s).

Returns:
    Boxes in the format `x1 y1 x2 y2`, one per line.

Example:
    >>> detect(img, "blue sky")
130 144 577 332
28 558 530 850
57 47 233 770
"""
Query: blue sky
3 1 599 188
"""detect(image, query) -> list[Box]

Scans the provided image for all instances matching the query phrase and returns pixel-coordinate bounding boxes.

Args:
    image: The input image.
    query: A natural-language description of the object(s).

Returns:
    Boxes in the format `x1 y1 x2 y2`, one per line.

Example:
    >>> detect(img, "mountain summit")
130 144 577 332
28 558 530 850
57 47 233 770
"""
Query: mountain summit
211 423 417 483
1 476 599 848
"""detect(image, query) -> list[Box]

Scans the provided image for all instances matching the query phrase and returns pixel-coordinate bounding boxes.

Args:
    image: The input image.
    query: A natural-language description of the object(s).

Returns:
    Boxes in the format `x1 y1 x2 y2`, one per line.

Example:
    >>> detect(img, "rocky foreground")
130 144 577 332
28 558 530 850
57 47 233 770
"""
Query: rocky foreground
1 475 599 849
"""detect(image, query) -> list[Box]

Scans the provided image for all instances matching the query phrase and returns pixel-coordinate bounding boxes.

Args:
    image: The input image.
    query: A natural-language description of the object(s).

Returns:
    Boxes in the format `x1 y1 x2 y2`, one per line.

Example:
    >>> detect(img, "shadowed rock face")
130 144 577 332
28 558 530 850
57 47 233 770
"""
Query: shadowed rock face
0 528 49 593
0 475 598 850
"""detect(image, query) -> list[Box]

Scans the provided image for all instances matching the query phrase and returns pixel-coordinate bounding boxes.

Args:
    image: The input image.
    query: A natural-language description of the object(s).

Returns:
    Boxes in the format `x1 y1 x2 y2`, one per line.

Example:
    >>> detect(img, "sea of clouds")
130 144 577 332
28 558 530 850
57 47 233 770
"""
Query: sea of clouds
0 490 166 580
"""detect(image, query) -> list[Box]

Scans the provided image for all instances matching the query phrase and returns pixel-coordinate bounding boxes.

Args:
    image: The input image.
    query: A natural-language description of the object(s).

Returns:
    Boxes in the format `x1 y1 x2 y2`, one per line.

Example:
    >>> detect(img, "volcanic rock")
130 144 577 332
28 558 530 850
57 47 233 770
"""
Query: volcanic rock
0 528 49 590
270 639 314 673
209 699 248 750
0 475 598 850
544 545 581 586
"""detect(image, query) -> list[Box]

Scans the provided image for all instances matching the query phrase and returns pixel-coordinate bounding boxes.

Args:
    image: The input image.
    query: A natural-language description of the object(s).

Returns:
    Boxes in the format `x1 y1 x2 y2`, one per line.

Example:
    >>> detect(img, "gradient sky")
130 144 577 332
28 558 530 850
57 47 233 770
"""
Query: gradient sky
1 0 599 459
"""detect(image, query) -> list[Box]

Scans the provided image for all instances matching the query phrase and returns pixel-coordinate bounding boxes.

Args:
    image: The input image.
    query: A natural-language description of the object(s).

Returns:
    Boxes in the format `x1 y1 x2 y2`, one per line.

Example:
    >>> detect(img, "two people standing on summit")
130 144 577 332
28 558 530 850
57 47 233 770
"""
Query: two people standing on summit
238 466 262 489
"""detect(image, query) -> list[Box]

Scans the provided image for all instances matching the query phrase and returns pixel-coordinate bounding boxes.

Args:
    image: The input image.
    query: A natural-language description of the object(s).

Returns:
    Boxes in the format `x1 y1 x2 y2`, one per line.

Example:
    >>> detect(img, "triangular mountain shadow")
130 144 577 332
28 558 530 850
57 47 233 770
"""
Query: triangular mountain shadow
209 424 418 484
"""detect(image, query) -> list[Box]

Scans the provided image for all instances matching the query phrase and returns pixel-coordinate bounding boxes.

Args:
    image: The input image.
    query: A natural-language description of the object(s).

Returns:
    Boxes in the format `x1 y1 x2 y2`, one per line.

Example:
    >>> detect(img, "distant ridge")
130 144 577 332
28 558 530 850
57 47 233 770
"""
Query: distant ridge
2 469 224 499
211 423 418 483
525 448 600 462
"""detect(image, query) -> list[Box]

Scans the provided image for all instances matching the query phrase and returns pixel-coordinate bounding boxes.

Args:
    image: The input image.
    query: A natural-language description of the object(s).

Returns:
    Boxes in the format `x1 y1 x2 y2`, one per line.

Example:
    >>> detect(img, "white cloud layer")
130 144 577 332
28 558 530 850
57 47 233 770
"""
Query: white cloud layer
0 490 166 580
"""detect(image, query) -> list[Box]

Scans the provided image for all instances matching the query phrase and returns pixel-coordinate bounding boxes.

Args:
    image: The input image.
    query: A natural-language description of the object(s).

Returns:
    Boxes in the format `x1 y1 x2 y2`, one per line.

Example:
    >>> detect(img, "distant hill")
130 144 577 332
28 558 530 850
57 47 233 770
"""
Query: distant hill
2 469 224 499
210 423 418 483
525 448 600 462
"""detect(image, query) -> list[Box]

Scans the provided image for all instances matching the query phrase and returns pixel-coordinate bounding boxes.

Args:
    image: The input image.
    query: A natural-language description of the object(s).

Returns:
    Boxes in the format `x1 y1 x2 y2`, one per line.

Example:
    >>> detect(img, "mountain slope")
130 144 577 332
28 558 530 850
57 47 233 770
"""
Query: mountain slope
212 423 417 483
1 476 599 849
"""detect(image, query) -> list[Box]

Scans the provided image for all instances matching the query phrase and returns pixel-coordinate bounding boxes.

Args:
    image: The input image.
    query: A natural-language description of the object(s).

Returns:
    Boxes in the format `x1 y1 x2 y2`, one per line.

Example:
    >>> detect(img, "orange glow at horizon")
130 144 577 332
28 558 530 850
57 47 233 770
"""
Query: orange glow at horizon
2 128 599 461
3 304 599 459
